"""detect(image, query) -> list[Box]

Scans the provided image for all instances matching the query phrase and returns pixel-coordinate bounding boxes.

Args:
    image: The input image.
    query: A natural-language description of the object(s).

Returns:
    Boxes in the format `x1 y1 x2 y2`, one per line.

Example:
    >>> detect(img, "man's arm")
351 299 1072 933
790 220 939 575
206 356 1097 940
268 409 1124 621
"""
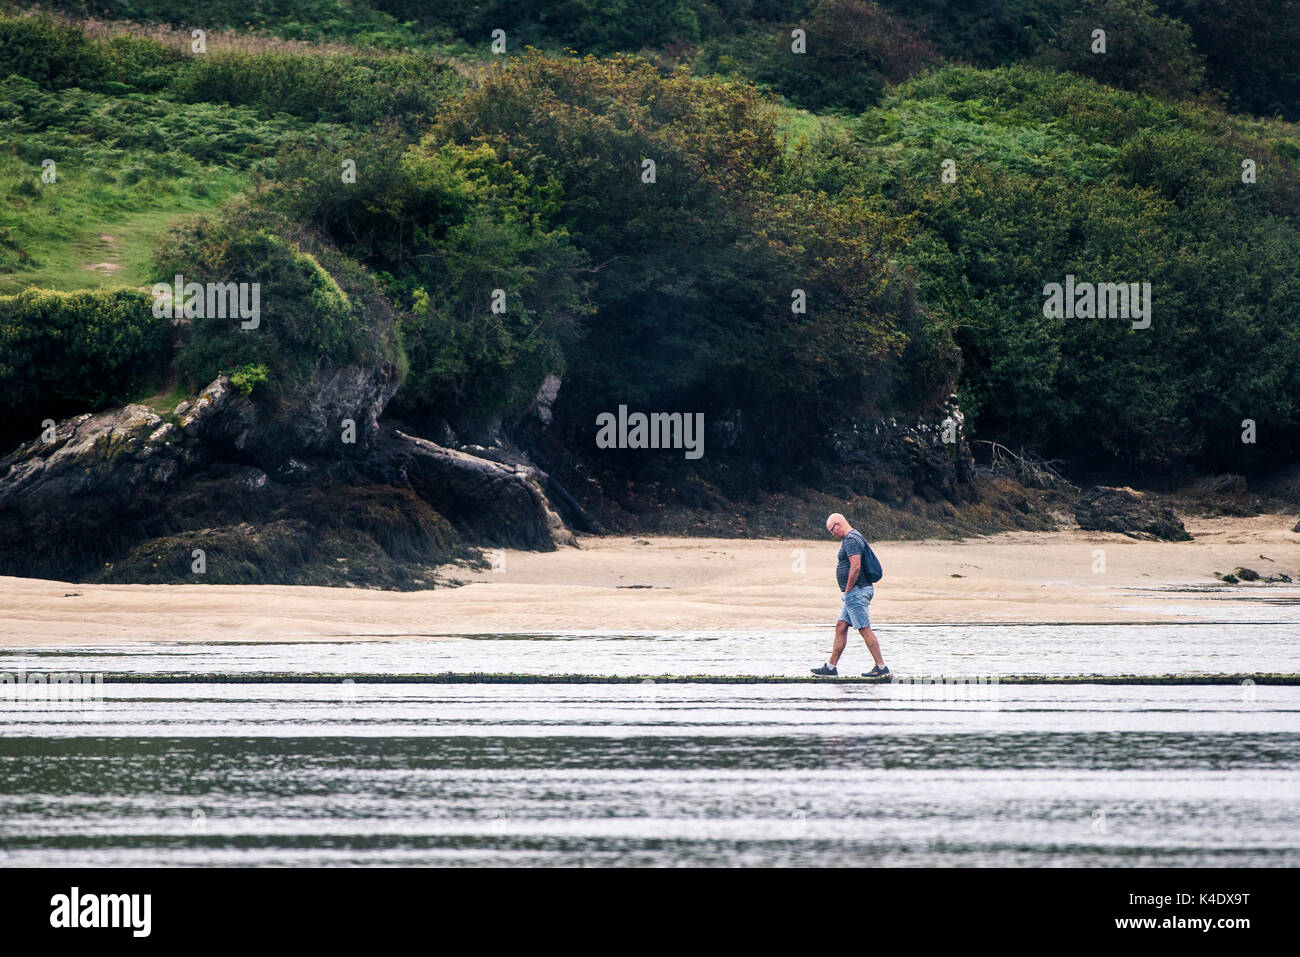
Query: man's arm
844 554 861 592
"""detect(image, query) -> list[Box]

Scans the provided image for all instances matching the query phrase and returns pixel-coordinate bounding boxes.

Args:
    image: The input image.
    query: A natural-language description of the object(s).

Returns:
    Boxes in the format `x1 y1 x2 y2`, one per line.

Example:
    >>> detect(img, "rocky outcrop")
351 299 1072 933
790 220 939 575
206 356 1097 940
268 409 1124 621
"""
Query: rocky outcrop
828 394 975 502
1187 473 1257 516
0 402 193 579
370 430 574 550
182 362 400 479
0 360 400 510
0 368 577 584
1075 486 1193 541
0 404 184 510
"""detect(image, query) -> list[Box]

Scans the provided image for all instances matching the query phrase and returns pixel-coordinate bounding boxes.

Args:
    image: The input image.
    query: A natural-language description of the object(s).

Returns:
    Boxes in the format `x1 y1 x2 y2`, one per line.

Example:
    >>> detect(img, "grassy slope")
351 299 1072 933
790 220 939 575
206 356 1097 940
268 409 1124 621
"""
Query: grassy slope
0 3 847 295
0 5 484 295
0 169 247 294
0 72 329 293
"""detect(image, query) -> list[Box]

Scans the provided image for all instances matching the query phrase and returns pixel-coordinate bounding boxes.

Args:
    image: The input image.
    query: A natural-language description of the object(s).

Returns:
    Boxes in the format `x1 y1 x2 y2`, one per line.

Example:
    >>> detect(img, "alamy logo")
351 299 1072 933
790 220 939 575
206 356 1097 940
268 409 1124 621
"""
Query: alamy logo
152 274 260 329
50 887 151 937
596 405 704 460
1042 274 1151 329
0 670 103 710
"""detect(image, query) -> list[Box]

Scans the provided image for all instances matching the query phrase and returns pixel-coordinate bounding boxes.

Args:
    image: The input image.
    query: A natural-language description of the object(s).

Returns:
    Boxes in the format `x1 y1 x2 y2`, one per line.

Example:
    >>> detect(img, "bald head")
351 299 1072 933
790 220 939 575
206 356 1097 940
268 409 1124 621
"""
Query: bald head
826 513 849 538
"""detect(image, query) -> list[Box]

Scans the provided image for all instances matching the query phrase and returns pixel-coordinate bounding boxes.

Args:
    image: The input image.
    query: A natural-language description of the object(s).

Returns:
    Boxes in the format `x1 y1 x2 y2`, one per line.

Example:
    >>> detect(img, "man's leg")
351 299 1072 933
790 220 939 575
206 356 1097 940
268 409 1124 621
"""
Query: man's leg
829 619 849 666
858 626 884 668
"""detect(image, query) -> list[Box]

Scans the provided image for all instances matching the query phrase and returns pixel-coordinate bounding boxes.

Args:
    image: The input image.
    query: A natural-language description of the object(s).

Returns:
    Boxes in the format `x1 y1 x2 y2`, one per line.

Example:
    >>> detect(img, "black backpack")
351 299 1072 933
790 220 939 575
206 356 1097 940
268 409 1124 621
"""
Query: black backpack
864 541 883 583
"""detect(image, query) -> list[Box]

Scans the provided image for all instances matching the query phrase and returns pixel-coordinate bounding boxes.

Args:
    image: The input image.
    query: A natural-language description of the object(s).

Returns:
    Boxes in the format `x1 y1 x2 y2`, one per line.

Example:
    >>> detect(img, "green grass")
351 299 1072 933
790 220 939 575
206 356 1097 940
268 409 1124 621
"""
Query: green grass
0 76 340 293
132 380 189 419
760 100 853 156
0 170 246 293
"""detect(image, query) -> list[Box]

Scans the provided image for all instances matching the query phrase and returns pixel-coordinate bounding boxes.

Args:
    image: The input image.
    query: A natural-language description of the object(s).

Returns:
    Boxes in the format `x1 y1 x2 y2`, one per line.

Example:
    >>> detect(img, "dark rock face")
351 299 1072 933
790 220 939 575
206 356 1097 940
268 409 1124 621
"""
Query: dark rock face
0 404 183 510
0 404 191 579
97 483 464 588
370 430 574 550
0 365 575 584
0 361 399 517
827 395 975 503
1075 486 1193 541
1189 473 1256 516
182 362 400 478
1194 473 1247 496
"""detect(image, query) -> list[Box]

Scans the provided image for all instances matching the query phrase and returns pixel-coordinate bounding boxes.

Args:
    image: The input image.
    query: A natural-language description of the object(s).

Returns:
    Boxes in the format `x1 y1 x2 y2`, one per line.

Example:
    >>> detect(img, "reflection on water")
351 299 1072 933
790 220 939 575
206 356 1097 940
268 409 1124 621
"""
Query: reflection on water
2 675 1299 866
1 619 1298 677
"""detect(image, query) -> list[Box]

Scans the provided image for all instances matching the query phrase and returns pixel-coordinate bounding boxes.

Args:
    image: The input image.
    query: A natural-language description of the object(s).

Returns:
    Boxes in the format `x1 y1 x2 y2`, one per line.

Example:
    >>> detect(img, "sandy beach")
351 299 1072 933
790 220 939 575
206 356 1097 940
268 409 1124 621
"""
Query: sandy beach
2 514 1298 646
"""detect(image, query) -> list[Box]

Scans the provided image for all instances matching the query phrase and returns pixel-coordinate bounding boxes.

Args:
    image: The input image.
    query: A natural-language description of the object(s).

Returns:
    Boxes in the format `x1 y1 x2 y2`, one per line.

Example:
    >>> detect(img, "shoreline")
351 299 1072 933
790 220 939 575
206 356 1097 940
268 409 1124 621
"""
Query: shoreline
2 514 1298 646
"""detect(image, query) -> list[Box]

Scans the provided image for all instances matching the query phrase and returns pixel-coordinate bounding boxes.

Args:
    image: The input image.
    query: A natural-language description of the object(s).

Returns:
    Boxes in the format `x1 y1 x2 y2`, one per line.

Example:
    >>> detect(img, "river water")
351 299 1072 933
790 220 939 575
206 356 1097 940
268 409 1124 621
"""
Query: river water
2 613 1298 866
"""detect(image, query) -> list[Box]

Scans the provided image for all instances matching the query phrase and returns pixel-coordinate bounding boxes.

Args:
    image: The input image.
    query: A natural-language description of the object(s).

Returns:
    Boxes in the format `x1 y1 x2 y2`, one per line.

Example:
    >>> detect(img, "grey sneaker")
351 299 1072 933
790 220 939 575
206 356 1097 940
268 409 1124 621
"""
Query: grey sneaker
810 663 838 677
863 665 891 678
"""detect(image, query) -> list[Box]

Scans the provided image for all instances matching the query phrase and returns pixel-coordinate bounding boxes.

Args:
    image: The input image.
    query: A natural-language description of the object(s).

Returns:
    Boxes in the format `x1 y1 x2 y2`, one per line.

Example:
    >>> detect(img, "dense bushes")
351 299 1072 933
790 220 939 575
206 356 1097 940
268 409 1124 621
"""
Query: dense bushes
1035 0 1208 102
160 204 390 396
847 67 1300 469
429 51 953 457
0 14 113 90
1155 0 1300 118
29 1 1300 120
0 13 465 124
372 0 715 51
261 131 592 431
40 0 430 47
722 0 941 114
0 13 188 93
173 51 464 125
7 6 1300 484
0 287 168 445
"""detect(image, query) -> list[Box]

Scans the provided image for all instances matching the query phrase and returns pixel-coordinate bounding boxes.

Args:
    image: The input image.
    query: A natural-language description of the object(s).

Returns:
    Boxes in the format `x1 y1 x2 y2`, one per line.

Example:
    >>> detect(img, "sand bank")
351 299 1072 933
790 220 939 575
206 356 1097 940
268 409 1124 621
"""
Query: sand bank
3 515 1298 645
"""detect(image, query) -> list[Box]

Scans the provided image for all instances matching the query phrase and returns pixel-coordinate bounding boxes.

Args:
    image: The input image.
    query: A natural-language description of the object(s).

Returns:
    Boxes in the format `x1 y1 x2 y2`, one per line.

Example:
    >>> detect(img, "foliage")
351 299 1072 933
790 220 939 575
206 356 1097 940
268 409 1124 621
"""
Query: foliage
0 12 115 90
735 0 941 114
1156 0 1300 118
429 50 949 456
853 67 1300 468
262 128 593 428
174 50 465 125
161 203 380 396
36 0 437 48
7 5 1300 480
0 286 168 445
1035 0 1208 103
371 0 711 52
227 361 269 395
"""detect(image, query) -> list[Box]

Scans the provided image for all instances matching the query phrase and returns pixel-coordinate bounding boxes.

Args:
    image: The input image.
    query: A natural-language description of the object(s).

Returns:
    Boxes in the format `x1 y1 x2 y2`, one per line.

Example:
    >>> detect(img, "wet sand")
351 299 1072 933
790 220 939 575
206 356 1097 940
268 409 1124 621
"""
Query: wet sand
3 515 1298 645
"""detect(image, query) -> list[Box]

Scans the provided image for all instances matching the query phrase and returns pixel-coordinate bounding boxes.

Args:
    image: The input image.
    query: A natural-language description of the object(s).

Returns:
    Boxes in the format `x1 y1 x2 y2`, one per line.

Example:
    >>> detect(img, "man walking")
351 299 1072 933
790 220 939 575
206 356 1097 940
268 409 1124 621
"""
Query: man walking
812 512 889 678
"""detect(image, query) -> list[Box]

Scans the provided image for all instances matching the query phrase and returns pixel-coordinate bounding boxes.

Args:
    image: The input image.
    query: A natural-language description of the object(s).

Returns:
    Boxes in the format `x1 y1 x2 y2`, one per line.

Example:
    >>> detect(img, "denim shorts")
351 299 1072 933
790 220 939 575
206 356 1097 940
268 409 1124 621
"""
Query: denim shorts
838 584 873 629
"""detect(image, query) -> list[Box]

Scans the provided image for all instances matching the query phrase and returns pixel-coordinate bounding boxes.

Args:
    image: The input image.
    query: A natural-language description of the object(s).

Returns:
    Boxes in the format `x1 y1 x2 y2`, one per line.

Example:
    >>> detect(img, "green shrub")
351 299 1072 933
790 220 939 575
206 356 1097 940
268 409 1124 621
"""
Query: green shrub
0 13 188 94
867 1 1072 66
749 0 942 113
174 50 464 124
430 50 947 458
1157 0 1300 118
227 362 269 395
162 205 377 395
44 0 433 47
0 14 109 90
1035 0 1207 102
371 0 706 52
856 66 1300 468
0 286 169 447
260 124 593 429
